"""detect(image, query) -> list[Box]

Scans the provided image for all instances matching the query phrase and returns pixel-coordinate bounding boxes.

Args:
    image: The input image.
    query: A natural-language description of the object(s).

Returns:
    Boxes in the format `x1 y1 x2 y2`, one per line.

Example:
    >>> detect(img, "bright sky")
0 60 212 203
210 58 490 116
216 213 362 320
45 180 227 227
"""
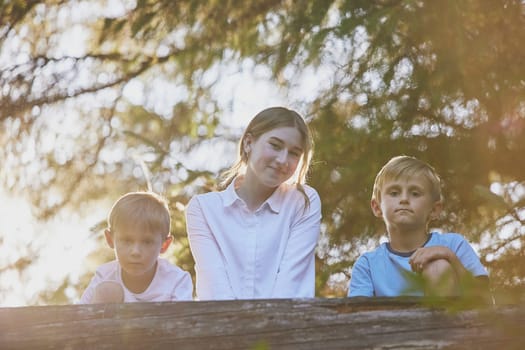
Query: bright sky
0 189 103 306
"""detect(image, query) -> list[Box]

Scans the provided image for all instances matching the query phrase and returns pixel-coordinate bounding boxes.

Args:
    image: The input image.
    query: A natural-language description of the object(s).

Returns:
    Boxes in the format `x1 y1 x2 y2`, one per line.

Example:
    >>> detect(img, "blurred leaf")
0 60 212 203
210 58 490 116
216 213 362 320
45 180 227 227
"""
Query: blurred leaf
473 185 508 210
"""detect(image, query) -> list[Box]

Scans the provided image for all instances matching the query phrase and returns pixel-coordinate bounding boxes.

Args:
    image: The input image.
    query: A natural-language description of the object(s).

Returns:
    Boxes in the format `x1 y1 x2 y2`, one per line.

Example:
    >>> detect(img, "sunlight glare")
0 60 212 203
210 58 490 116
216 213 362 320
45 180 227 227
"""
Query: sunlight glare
0 190 103 306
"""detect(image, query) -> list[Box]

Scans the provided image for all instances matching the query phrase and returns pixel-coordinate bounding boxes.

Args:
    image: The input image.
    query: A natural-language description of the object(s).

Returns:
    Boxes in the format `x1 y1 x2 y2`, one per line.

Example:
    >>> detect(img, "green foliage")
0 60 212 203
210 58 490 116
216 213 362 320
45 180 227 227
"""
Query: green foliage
0 0 523 303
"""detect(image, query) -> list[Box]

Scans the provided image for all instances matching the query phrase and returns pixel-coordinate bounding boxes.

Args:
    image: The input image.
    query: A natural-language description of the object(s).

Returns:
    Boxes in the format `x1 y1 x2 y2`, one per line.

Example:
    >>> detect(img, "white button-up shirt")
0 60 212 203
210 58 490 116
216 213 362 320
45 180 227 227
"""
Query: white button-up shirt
186 179 321 300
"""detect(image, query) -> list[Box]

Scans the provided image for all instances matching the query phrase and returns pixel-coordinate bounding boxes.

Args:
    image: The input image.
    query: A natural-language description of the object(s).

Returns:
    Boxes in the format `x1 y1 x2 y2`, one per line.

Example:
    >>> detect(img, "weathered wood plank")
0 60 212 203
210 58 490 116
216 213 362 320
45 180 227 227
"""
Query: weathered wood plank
1 298 523 349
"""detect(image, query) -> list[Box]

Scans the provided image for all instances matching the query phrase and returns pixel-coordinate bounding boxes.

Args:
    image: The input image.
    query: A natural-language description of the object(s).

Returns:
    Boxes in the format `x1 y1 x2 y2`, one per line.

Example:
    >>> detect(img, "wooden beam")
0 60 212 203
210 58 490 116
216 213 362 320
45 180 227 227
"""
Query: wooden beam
1 298 524 349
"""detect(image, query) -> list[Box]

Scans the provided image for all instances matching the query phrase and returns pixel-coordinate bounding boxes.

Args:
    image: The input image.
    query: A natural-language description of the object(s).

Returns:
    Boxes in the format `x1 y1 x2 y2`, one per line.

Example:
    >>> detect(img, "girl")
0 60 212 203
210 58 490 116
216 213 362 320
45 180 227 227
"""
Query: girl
186 107 321 300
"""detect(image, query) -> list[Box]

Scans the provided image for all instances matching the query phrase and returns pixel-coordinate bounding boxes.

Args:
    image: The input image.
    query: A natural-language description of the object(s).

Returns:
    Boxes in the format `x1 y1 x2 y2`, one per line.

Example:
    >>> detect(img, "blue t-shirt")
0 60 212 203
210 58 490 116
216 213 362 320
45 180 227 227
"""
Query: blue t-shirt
348 232 488 297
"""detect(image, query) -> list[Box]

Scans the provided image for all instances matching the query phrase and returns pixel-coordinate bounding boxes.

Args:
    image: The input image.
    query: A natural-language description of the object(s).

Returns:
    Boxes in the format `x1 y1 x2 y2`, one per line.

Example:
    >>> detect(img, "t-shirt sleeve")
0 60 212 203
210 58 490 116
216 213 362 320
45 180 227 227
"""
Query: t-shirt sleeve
79 280 95 304
171 270 194 301
454 235 488 277
78 262 120 304
348 255 374 297
79 270 104 304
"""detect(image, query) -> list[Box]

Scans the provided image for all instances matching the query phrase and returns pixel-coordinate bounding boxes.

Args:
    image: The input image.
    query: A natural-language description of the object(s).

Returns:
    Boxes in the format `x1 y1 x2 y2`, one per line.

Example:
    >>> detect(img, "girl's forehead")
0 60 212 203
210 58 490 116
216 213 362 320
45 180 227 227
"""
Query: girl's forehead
259 127 304 146
261 126 299 136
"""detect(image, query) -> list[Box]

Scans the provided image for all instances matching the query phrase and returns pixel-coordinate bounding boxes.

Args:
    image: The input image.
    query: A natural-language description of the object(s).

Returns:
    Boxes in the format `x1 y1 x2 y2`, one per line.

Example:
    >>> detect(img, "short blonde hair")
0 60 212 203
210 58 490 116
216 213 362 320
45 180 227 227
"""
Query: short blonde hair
372 156 442 203
107 192 171 238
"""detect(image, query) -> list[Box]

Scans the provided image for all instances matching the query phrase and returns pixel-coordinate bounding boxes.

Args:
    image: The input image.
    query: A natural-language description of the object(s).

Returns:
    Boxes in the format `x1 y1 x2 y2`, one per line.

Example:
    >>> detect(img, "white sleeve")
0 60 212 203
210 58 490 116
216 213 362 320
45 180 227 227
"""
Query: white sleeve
78 262 120 304
186 196 235 300
171 270 194 301
78 270 103 304
272 188 321 298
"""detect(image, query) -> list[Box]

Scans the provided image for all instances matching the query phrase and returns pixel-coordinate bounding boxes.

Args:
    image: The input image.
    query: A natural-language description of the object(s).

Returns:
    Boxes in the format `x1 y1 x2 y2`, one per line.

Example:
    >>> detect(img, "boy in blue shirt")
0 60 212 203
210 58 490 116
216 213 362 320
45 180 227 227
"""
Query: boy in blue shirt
348 156 489 298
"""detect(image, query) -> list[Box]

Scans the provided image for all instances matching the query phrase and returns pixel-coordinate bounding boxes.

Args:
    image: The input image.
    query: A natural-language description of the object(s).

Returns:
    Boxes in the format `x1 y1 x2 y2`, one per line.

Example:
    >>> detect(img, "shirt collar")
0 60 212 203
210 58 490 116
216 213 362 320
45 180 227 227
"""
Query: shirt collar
222 179 239 207
222 176 285 213
265 186 284 213
385 233 434 257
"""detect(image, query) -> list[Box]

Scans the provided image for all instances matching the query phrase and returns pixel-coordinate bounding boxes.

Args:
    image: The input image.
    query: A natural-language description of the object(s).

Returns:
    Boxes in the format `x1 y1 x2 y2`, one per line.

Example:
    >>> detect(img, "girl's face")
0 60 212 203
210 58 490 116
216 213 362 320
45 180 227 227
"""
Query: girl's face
244 126 304 189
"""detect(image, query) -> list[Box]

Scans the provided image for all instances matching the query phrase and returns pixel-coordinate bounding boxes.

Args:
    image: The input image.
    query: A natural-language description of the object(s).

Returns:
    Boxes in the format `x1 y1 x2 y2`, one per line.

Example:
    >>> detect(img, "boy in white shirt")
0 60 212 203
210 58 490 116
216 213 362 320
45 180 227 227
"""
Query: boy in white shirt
80 191 193 303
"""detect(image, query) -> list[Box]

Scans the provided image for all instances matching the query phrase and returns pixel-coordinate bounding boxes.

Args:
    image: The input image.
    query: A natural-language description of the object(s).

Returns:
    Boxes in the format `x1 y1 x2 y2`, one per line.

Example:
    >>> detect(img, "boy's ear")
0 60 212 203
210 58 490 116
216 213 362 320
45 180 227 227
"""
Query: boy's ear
370 199 383 218
430 200 443 221
104 229 115 249
160 235 173 253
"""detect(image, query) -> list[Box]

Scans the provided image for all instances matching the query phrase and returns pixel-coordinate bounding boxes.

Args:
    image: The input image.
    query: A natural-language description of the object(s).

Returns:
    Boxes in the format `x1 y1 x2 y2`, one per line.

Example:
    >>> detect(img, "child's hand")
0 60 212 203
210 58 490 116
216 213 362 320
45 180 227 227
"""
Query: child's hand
409 246 453 273
91 280 124 303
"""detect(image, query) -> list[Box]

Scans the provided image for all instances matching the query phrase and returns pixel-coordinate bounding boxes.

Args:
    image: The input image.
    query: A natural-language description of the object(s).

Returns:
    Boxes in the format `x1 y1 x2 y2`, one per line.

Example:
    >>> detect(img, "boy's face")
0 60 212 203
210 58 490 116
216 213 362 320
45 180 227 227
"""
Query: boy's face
371 175 441 232
105 226 171 279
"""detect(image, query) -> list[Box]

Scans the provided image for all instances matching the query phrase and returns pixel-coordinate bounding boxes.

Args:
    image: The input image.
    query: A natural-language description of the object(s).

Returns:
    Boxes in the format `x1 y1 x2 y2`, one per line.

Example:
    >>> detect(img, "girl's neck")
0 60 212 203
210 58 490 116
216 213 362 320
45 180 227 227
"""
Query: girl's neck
236 175 277 211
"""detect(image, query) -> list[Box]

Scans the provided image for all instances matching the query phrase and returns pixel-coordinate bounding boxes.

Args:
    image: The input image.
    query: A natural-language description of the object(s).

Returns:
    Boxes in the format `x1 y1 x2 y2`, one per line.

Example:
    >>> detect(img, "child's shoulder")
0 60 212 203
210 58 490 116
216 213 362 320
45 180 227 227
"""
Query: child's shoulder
279 182 320 200
191 190 222 199
358 241 390 260
303 184 320 197
157 258 190 277
94 260 120 278
155 259 193 300
188 190 223 207
282 182 317 193
428 231 475 251
429 231 468 244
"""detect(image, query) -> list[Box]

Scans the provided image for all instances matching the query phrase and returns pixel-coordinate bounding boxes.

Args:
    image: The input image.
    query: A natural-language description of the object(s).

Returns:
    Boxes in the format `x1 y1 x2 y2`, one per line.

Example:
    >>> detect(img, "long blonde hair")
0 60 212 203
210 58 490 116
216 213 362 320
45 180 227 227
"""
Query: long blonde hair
219 107 314 207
